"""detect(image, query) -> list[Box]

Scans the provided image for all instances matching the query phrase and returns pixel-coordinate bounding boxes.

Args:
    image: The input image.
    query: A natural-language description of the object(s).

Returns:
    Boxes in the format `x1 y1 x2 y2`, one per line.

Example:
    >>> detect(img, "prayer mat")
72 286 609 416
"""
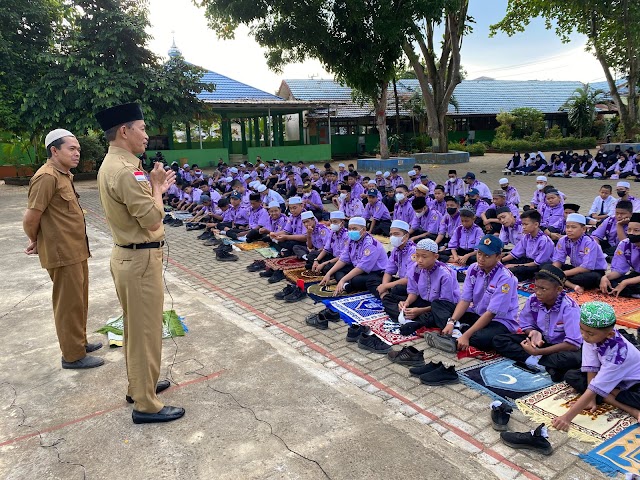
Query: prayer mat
323 293 386 325
579 425 640 477
517 281 536 298
235 241 270 251
307 283 365 302
358 316 422 345
516 382 636 443
568 291 640 328
172 211 193 220
256 247 279 258
457 358 554 406
456 347 501 361
97 310 187 339
372 234 390 244
264 256 306 271
284 267 324 285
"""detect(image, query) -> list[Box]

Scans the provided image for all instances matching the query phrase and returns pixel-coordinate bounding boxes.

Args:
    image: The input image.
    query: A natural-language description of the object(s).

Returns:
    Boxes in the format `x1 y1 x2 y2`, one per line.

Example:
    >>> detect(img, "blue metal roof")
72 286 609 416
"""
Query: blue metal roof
284 78 587 116
197 71 283 102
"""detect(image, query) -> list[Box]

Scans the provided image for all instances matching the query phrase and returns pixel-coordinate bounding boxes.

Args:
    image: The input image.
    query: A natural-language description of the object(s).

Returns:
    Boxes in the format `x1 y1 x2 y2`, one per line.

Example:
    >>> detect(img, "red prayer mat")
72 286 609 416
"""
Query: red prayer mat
568 291 640 328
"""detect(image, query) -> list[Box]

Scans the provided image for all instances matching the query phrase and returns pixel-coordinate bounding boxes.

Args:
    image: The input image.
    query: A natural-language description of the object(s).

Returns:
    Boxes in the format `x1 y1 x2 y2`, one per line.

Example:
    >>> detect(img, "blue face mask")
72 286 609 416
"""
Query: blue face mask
348 230 362 241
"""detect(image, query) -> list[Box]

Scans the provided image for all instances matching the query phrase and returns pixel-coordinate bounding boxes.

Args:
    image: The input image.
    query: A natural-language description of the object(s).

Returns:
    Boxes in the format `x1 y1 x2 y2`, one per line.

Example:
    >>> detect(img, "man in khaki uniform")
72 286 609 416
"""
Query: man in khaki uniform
96 103 184 424
23 129 104 369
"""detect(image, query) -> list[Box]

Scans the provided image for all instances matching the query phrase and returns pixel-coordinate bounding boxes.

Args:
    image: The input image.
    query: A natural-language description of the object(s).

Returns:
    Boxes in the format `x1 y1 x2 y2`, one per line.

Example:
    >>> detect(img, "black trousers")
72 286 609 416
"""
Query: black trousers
245 229 269 243
559 264 605 290
225 226 250 240
483 208 502 235
611 272 640 297
502 257 540 282
381 285 411 319
492 333 582 376
439 247 476 265
369 219 391 236
564 370 640 410
305 250 334 271
410 229 437 241
598 239 616 258
334 264 383 296
278 239 306 256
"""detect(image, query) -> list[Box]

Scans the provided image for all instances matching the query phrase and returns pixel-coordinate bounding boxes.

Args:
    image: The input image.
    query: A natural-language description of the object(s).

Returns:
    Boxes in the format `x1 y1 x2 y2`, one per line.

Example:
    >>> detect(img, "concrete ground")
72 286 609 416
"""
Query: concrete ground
0 152 618 480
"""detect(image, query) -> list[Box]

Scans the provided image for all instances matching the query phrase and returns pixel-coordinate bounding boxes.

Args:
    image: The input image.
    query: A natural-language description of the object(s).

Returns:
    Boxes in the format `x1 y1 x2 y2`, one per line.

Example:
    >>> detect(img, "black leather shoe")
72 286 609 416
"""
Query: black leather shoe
268 270 285 283
85 342 103 353
132 405 185 424
61 355 104 369
126 380 171 404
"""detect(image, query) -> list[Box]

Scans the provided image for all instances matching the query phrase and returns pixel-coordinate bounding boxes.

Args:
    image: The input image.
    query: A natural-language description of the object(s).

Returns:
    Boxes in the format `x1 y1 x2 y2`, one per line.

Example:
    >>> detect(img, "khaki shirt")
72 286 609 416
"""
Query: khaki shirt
97 146 164 245
27 161 90 269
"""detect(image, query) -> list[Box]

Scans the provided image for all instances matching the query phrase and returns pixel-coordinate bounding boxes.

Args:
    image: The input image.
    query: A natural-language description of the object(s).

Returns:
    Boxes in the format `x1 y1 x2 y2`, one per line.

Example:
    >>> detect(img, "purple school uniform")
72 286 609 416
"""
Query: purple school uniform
518 292 582 347
540 203 565 230
448 223 483 250
324 227 349 257
385 241 417 278
592 216 627 245
510 230 554 264
461 263 519 332
409 178 421 190
302 190 323 211
388 175 404 189
466 180 491 199
439 212 461 237
473 199 490 218
364 200 391 221
407 261 460 303
340 197 365 218
531 189 546 212
490 202 519 218
582 329 640 398
267 214 287 233
328 180 339 195
611 239 640 274
223 205 249 225
339 233 388 273
310 223 330 249
504 186 520 205
552 234 608 270
338 170 348 182
375 177 386 188
285 174 303 190
351 182 365 198
284 213 305 235
393 200 416 224
445 178 465 197
499 219 524 246
427 198 447 216
248 206 270 229
411 208 442 234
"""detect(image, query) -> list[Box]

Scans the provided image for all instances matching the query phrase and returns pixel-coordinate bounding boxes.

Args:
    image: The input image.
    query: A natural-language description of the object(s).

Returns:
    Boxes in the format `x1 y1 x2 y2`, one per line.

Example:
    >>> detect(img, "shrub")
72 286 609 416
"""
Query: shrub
414 134 431 152
491 136 598 152
545 125 563 139
449 142 486 156
76 134 106 172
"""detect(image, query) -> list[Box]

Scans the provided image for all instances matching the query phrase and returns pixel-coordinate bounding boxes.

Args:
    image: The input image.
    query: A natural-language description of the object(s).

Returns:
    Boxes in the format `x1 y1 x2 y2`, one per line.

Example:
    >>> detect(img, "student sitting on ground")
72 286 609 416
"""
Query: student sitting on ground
481 189 520 235
554 302 640 430
546 202 581 243
439 208 483 266
409 196 442 242
434 196 461 249
319 217 388 296
310 210 349 274
592 200 631 258
292 210 331 263
436 235 519 352
386 239 460 334
552 213 607 294
600 212 640 298
301 182 325 219
363 188 392 236
501 209 555 281
498 177 521 207
427 184 447 216
464 188 490 224
587 185 616 225
245 201 287 243
214 192 249 234
497 206 523 248
493 265 582 382
393 185 416 225
337 184 365 219
234 193 270 242
540 188 565 235
529 176 548 213
377 220 416 304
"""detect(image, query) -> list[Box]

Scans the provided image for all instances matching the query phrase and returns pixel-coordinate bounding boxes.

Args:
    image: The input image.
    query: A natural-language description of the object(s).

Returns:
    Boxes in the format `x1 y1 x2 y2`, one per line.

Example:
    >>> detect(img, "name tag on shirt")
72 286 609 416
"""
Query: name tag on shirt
133 170 147 182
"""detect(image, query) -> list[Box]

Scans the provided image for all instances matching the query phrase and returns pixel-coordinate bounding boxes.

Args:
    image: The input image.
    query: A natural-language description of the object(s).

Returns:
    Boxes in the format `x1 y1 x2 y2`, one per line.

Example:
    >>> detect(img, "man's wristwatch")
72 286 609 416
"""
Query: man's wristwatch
446 317 455 325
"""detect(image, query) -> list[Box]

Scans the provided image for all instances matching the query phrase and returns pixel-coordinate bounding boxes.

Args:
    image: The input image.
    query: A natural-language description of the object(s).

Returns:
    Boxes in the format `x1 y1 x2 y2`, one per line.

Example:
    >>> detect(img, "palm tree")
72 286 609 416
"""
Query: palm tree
564 84 604 138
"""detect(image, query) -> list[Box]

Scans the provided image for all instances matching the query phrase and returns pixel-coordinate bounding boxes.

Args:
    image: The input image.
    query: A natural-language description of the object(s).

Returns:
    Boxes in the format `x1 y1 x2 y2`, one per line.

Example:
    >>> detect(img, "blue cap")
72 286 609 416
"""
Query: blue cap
199 194 211 204
230 192 242 200
468 188 480 196
476 235 503 255
367 188 378 196
463 172 475 179
391 167 398 173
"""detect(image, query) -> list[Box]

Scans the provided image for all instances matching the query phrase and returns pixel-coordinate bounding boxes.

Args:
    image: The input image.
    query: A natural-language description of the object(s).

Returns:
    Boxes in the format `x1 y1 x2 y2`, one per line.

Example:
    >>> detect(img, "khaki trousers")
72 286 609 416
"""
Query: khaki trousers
47 260 89 363
110 246 164 413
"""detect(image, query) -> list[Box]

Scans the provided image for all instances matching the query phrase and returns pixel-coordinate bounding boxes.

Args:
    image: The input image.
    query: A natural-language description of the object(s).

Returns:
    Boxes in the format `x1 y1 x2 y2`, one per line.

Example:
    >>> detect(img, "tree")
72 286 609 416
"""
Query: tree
491 0 640 137
564 84 604 137
511 107 545 138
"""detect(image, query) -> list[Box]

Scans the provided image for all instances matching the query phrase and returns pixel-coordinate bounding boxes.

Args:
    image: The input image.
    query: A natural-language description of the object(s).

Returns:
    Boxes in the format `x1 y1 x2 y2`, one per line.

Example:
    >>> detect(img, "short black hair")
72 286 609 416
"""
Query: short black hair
617 200 633 212
339 183 351 192
412 196 427 209
444 195 460 204
601 184 612 193
434 184 445 193
348 171 359 178
46 137 67 158
520 209 541 223
395 184 409 192
460 209 475 218
249 193 261 202
218 197 230 208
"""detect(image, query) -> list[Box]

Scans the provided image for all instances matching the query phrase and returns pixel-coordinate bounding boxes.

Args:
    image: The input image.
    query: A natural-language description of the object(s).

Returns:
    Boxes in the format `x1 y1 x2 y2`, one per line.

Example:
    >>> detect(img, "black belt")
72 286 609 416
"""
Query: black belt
116 241 165 250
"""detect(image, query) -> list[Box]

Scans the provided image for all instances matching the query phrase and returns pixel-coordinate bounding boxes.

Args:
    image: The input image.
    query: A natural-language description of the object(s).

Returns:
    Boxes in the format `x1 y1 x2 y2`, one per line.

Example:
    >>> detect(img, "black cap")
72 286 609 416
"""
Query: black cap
563 203 580 212
496 206 512 215
391 168 398 173
95 103 144 131
630 213 640 223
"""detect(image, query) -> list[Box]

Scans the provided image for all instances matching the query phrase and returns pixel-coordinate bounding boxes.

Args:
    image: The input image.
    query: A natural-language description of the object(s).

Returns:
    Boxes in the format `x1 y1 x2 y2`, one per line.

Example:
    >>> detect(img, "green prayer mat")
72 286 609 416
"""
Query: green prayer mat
96 310 186 339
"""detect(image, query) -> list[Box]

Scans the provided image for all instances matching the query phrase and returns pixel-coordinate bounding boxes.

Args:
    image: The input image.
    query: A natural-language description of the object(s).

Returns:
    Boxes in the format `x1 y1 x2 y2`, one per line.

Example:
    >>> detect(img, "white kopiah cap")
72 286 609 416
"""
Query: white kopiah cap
183 163 190 169
348 216 366 227
383 171 390 178
338 163 345 167
617 181 631 188
367 180 376 185
259 163 265 168
224 176 233 182
376 171 383 175
499 178 509 185
230 167 238 173
566 213 586 225
249 181 259 188
330 211 346 220
390 219 410 231
416 238 438 253
408 170 416 176
243 174 251 180
536 176 547 182
257 184 267 193
309 165 315 169
268 201 280 209
45 129 75 148
288 196 302 205
301 211 315 220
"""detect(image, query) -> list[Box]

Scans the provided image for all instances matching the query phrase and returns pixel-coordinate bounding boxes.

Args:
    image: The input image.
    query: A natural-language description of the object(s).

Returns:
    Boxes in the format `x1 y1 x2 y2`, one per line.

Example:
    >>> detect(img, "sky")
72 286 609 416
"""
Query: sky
147 0 608 95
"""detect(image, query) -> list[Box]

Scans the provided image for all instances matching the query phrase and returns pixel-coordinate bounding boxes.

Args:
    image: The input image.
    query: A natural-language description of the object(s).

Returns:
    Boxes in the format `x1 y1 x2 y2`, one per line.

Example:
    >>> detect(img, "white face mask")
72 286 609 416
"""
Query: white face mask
395 193 405 202
390 235 405 248
536 184 545 191
339 193 347 200
330 223 342 232
448 178 455 182
415 210 425 218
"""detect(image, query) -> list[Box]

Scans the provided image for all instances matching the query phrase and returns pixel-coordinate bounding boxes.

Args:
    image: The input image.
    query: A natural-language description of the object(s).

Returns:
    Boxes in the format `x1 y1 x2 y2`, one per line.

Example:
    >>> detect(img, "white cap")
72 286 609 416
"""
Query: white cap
408 170 416 176
617 181 631 188
183 163 190 169
348 217 366 227
390 219 410 231
383 171 390 178
309 164 315 169
239 164 245 168
416 239 438 253
301 211 315 220
498 178 509 185
289 196 302 205
259 163 265 168
243 174 251 180
44 129 74 147
375 171 383 175
536 176 547 182
566 213 586 225
249 181 259 188
367 180 376 185
230 167 238 173
338 163 345 167
257 185 267 193
330 211 346 220
268 201 280 209
224 176 233 182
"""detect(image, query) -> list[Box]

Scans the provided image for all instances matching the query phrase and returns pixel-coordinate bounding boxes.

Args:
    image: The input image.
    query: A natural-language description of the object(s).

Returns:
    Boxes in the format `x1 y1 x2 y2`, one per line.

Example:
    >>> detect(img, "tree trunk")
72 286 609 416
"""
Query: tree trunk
373 86 390 159
392 76 400 135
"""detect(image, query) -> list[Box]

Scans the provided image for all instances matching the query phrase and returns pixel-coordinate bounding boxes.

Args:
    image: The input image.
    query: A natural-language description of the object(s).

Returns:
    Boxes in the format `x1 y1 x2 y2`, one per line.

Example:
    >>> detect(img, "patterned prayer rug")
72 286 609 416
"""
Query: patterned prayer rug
568 291 640 329
457 358 554 406
516 382 636 443
235 241 270 251
324 293 386 324
264 257 306 271
580 425 640 477
307 283 365 301
517 281 536 298
284 267 324 285
358 316 422 345
255 247 279 258
456 347 501 361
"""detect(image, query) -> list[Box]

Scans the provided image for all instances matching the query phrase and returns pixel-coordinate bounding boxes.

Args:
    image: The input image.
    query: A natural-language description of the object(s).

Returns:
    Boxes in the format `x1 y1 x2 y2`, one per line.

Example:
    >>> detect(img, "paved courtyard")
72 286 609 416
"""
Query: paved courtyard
0 152 623 479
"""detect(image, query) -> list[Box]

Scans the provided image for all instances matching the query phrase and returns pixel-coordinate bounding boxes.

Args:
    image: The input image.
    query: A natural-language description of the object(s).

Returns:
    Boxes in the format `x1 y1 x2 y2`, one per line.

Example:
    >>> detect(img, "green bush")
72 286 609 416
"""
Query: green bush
448 142 486 156
414 134 431 152
545 125 563 139
491 136 597 152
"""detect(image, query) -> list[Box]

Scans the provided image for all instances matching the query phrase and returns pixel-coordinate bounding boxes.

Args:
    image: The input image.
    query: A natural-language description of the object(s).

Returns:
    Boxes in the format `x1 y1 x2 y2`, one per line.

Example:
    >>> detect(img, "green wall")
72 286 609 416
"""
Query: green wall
155 148 229 166
247 145 331 163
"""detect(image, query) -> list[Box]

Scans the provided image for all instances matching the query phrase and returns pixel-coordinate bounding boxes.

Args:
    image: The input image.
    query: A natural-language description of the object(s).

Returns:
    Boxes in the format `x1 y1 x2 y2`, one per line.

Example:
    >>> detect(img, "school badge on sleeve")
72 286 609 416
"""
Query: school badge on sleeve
364 248 371 256
133 170 147 182
501 283 510 294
